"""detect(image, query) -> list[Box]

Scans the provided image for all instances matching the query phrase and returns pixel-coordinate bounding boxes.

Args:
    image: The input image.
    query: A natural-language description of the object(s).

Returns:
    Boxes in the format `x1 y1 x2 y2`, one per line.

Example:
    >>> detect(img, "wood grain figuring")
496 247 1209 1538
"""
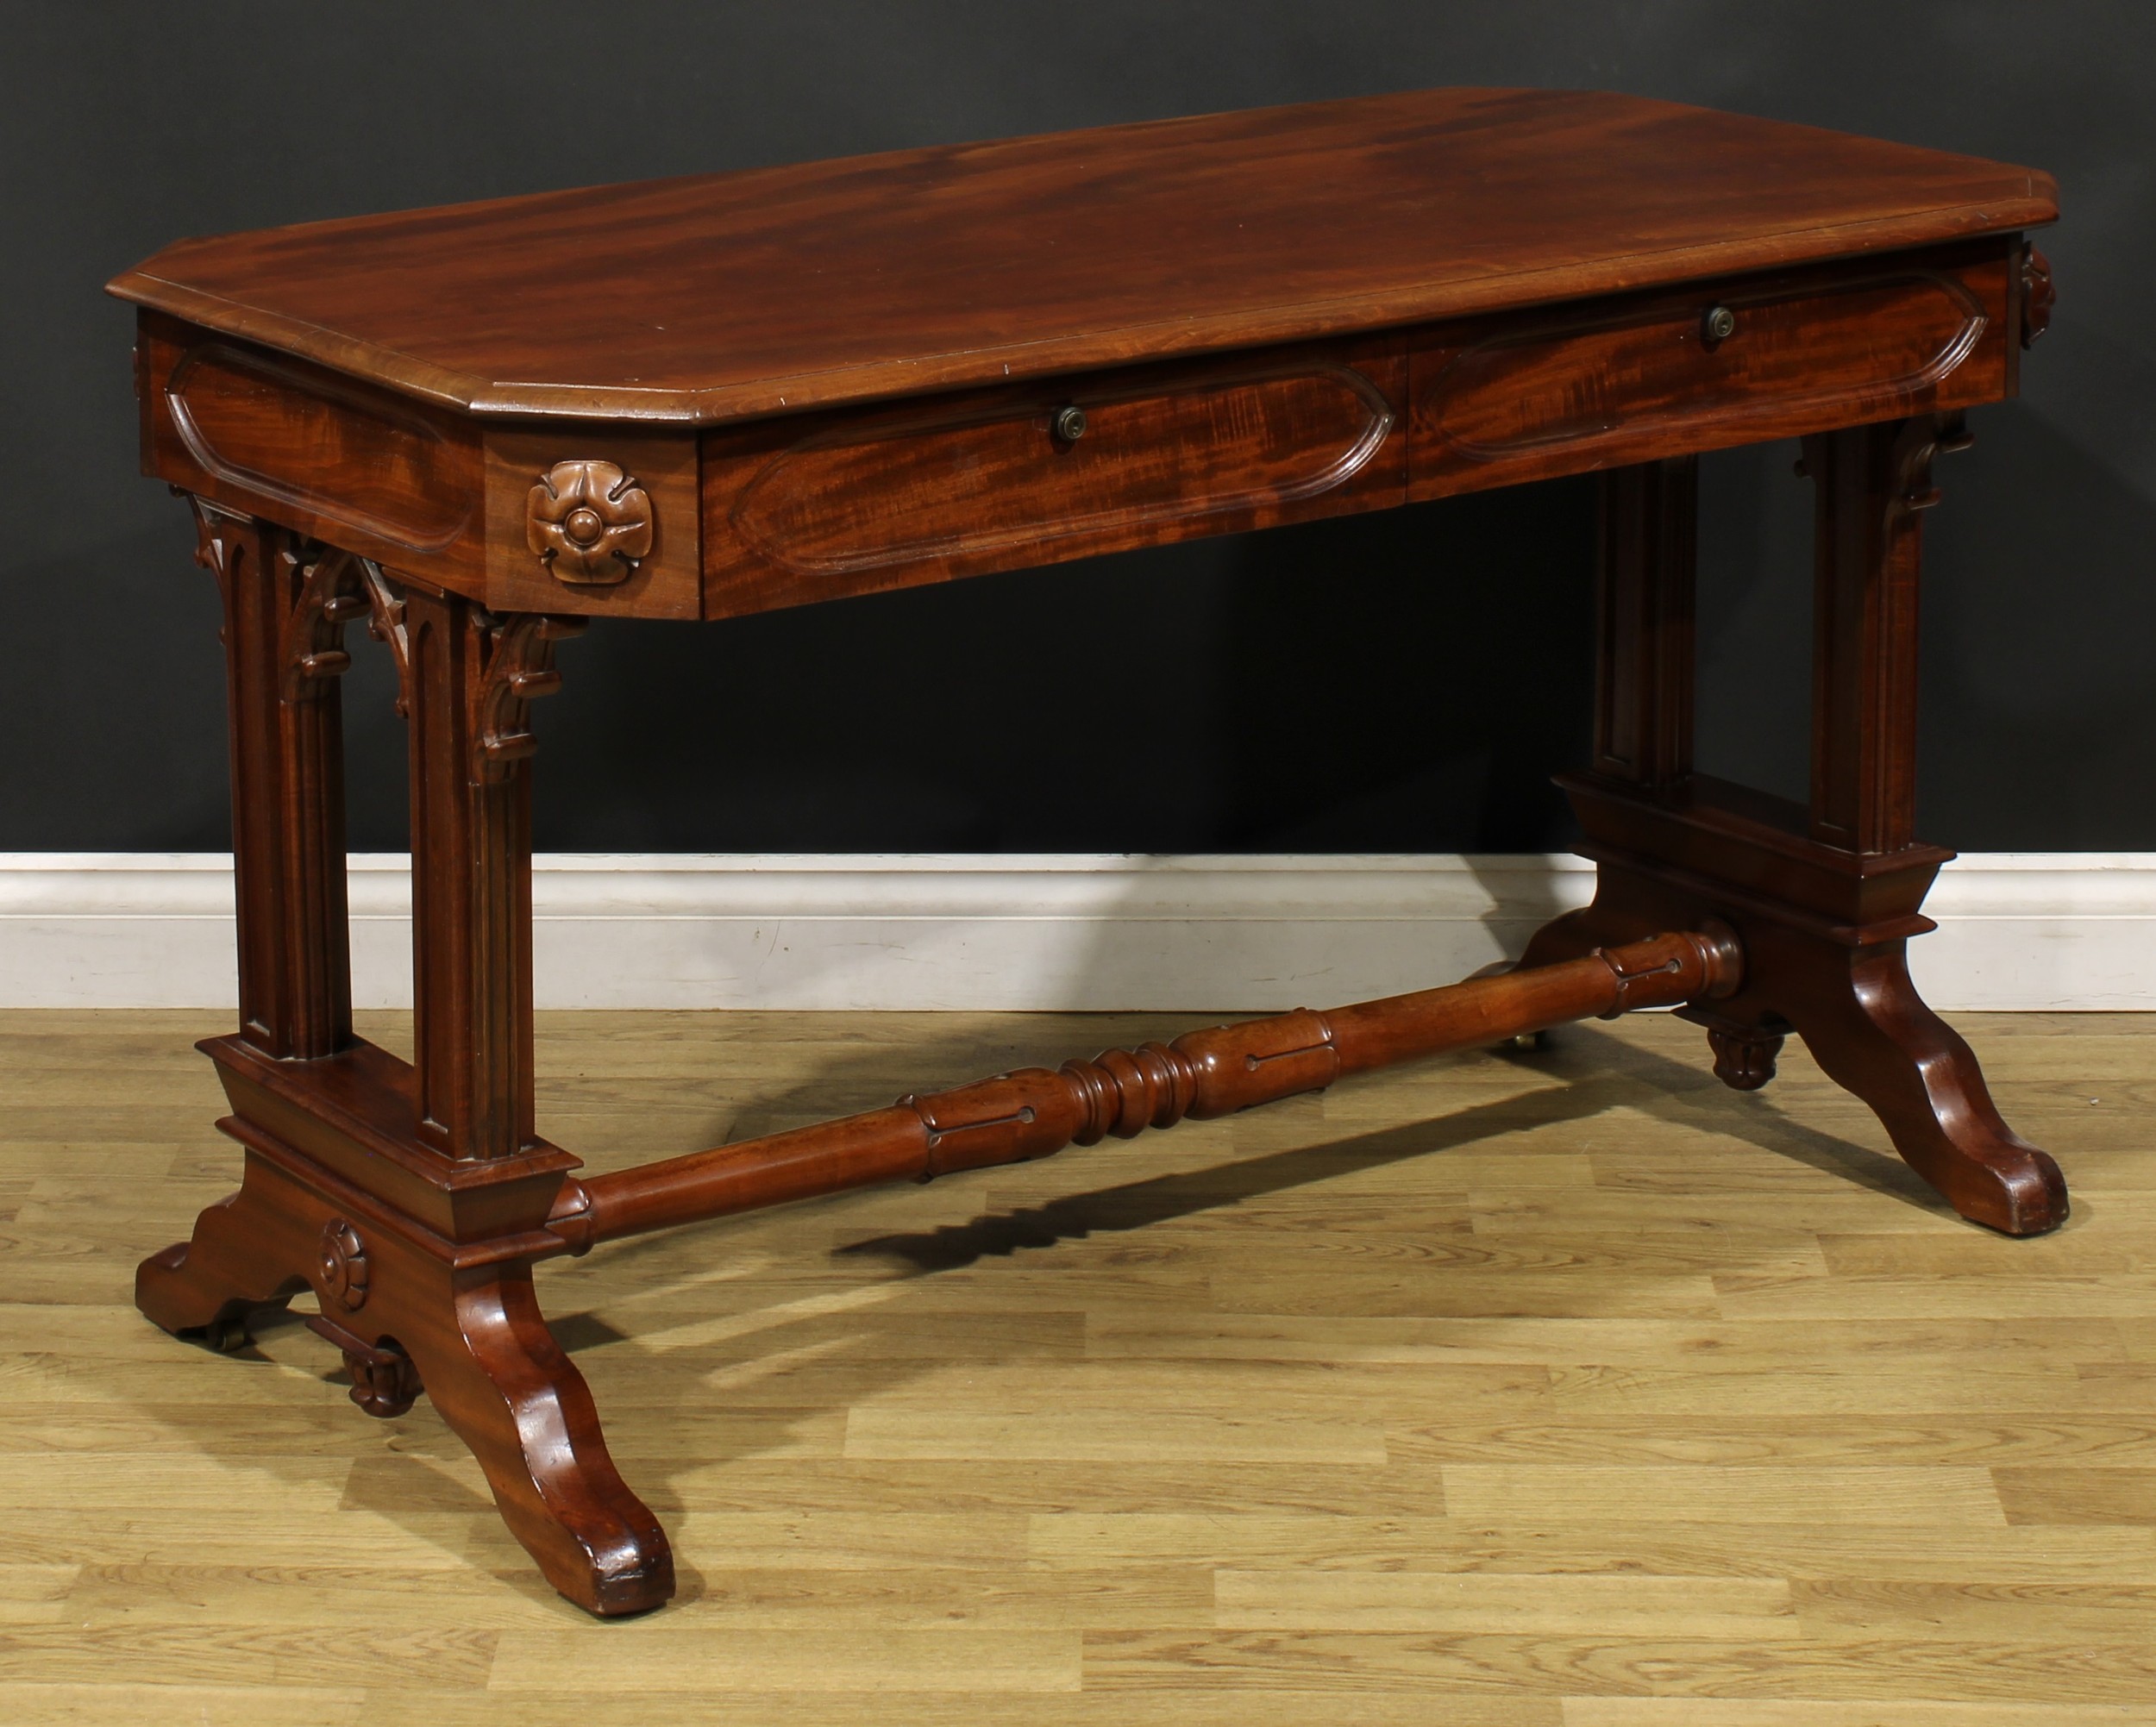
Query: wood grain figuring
9 1003 2151 1718
139 314 484 591
110 88 2071 1627
106 88 2055 422
700 344 1404 616
1408 246 2011 499
167 345 474 548
736 363 1389 573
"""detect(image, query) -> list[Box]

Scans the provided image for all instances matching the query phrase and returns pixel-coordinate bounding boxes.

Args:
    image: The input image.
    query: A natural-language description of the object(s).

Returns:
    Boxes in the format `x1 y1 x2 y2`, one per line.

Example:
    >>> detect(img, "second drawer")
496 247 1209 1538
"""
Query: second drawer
1409 241 2015 497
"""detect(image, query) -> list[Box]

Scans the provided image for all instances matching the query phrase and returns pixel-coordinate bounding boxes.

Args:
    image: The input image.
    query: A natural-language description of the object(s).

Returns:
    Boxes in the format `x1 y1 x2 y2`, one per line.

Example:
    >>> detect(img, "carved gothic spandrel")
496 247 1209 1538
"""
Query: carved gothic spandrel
468 608 585 784
2021 245 2055 348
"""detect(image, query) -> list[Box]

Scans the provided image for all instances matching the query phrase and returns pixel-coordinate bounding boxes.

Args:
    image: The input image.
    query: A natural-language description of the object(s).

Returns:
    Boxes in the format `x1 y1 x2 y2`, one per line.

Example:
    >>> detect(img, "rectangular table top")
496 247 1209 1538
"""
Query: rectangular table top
109 86 2054 428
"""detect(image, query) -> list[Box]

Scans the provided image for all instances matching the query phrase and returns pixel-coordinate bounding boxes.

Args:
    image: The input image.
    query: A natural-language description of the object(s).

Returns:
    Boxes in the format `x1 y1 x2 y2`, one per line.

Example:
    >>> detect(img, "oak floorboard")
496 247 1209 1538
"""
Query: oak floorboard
1 1006 2150 1719
1564 1704 2156 1725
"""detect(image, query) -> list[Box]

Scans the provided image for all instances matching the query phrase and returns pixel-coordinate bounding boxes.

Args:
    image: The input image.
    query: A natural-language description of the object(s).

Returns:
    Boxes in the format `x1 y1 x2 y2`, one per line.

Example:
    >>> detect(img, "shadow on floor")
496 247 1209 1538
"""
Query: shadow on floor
827 1018 1944 1276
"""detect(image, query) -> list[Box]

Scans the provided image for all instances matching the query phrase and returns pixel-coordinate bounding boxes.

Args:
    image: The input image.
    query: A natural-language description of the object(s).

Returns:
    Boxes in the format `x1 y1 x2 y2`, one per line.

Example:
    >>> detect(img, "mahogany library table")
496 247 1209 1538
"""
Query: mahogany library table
110 87 2065 1615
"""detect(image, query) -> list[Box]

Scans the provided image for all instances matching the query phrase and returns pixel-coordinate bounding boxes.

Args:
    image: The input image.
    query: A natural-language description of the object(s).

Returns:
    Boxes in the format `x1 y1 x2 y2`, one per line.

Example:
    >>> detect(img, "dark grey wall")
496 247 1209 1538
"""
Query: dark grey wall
6 2 2149 854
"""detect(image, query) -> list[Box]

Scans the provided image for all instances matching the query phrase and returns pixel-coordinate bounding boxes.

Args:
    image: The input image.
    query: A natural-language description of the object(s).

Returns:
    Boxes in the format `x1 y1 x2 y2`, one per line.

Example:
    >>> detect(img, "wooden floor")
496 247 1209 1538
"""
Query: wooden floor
3 1006 2153 1724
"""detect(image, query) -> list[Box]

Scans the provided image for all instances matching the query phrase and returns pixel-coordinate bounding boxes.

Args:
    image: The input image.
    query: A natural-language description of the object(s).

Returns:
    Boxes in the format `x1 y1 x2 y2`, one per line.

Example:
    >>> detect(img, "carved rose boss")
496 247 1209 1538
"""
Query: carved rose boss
526 460 654 585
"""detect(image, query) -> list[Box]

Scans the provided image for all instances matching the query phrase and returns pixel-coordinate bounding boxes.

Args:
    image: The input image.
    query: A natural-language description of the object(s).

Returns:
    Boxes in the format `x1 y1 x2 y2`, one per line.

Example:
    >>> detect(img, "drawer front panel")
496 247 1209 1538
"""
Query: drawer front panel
141 312 486 593
167 342 473 548
1410 246 2013 497
703 343 1405 617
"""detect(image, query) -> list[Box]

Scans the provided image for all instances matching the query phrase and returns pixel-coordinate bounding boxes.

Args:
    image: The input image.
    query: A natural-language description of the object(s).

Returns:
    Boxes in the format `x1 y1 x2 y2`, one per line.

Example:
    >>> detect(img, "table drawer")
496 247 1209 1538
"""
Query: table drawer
701 343 1405 617
139 313 487 596
1409 245 2014 497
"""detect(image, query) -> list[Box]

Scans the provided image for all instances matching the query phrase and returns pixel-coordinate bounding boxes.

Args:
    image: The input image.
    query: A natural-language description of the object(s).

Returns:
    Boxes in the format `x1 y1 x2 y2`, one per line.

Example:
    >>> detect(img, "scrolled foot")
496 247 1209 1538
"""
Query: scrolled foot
135 1181 307 1344
1782 944 2068 1236
402 1271 674 1617
141 1135 669 1613
1708 1027 1783 1092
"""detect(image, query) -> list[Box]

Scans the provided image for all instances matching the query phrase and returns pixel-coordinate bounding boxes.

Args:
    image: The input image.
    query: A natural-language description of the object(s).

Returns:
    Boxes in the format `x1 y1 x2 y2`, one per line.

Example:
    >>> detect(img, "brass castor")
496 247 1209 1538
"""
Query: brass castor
200 1311 255 1354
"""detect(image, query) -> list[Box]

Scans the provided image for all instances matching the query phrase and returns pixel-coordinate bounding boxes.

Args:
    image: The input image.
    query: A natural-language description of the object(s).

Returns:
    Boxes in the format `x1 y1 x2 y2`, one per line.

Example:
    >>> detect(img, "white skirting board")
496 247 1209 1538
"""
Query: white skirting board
1 852 2151 1012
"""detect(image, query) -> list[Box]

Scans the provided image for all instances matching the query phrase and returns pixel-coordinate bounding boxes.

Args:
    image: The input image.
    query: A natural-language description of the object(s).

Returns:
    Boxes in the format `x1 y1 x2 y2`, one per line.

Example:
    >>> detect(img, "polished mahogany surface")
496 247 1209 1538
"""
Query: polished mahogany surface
108 86 2055 423
121 88 2067 1617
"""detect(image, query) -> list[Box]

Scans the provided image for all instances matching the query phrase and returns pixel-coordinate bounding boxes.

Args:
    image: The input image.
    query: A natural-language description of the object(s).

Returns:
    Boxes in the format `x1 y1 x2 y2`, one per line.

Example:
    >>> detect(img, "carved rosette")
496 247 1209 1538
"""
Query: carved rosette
527 460 653 585
2021 245 2054 349
317 1217 370 1311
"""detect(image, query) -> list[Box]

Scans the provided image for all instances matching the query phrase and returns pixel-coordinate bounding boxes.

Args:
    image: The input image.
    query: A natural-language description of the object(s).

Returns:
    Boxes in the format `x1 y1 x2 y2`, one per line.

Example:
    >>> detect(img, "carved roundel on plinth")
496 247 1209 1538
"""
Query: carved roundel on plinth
318 1217 370 1312
527 460 654 586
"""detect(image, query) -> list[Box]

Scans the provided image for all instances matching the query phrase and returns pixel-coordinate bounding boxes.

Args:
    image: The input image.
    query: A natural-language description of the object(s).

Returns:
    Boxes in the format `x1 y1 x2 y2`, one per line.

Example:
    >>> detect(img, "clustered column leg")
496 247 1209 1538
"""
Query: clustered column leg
138 504 361 1341
397 583 555 1161
140 512 672 1616
1778 417 2062 1230
1526 429 2065 1235
1519 455 1696 973
380 576 673 1614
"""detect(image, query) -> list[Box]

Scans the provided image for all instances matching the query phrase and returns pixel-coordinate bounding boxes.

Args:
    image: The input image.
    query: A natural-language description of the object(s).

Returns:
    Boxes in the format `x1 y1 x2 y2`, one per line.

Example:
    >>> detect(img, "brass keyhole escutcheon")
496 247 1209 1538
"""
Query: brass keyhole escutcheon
1052 404 1087 442
1702 304 1737 343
